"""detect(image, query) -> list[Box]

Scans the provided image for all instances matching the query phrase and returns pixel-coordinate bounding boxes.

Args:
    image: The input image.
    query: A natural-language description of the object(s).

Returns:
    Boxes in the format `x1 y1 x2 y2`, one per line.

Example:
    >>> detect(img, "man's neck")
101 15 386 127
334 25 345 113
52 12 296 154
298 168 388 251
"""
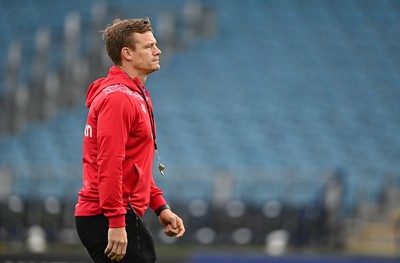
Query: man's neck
117 65 147 85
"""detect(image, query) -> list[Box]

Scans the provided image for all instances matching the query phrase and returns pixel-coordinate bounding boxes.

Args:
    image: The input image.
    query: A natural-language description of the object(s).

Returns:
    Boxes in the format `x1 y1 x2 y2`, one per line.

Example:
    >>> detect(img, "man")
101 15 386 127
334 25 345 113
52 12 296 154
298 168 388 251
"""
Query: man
75 18 185 262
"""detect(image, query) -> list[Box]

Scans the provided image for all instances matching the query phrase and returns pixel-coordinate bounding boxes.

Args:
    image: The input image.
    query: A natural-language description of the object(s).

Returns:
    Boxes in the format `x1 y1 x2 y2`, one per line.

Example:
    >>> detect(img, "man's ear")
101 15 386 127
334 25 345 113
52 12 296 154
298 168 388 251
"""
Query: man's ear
121 47 134 61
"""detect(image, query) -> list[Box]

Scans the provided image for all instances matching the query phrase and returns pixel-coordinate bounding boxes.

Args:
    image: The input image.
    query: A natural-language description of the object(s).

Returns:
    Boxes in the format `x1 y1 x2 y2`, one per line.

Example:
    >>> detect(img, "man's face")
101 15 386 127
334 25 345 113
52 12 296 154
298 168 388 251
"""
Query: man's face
130 31 161 74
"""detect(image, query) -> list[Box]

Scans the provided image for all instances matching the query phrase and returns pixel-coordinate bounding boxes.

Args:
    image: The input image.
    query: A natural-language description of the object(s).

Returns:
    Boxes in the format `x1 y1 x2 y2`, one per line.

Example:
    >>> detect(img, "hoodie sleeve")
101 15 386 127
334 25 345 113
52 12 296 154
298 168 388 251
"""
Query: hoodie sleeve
149 176 167 213
96 90 135 228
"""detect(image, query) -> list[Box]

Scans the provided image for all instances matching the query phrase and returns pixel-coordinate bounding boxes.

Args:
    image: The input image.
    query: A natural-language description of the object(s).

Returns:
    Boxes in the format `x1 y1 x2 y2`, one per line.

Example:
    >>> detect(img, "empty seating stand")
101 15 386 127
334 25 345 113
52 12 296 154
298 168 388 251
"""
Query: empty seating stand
0 0 399 220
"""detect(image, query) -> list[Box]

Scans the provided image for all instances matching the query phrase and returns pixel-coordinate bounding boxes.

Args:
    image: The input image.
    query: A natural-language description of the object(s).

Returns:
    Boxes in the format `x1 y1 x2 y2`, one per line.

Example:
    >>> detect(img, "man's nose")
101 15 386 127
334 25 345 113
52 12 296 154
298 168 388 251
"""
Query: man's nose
154 45 161 55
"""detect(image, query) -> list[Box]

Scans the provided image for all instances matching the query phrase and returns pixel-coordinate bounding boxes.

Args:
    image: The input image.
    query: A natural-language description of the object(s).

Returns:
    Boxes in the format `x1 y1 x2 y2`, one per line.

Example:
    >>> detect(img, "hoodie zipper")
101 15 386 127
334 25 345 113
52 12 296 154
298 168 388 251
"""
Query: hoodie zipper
128 203 141 252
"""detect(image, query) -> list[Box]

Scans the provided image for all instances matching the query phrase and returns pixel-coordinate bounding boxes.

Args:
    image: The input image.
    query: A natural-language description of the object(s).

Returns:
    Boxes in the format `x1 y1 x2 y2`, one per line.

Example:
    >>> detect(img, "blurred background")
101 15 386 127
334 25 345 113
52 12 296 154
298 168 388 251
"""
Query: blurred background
0 0 400 262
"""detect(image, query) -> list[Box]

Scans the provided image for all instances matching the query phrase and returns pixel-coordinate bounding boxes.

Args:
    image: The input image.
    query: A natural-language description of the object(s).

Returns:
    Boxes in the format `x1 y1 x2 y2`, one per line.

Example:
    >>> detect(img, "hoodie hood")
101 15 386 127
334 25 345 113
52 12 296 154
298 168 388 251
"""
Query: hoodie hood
85 66 143 107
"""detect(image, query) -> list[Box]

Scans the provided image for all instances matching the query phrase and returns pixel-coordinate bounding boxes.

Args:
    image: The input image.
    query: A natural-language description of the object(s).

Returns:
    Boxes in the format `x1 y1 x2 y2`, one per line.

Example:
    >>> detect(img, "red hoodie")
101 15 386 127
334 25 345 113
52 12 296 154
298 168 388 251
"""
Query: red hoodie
75 66 166 228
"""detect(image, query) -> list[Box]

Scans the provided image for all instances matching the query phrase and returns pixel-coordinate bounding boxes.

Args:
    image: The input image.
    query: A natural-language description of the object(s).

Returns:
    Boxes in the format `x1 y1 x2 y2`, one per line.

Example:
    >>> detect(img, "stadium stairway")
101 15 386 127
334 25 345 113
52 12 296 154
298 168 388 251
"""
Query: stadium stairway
345 206 400 257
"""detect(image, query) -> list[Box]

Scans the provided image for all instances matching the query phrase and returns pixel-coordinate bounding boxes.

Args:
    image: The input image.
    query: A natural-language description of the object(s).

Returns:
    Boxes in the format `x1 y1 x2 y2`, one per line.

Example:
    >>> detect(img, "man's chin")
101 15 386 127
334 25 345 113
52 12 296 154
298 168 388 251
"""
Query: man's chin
150 65 161 73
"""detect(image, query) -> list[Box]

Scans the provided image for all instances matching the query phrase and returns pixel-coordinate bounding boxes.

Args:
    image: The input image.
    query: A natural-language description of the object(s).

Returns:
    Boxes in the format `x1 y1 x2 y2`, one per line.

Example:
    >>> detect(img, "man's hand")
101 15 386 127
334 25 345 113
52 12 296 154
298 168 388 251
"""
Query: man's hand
104 227 128 261
158 209 185 238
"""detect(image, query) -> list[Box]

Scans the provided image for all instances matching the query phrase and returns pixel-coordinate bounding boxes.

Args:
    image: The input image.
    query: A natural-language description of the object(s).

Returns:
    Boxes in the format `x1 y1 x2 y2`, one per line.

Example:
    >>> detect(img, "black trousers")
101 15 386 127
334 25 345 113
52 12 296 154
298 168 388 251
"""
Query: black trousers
75 210 156 263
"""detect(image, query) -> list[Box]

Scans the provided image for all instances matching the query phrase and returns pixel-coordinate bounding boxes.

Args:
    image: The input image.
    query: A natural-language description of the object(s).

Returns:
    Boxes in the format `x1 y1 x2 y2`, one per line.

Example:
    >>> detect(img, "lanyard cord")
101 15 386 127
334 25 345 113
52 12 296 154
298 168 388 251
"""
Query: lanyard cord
137 85 157 150
133 82 165 175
